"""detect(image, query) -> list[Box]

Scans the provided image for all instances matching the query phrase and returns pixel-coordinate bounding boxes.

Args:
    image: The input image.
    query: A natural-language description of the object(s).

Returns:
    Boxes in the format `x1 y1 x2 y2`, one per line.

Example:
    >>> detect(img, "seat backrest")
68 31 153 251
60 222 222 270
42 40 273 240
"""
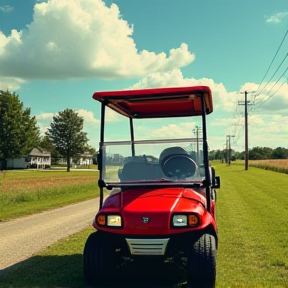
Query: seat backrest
159 146 188 165
159 147 197 179
120 158 157 181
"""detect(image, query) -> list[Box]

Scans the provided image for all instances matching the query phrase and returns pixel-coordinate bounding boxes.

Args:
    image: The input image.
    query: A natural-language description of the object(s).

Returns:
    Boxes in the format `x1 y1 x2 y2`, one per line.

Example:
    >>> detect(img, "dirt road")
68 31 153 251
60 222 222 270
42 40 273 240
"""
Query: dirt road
0 198 99 272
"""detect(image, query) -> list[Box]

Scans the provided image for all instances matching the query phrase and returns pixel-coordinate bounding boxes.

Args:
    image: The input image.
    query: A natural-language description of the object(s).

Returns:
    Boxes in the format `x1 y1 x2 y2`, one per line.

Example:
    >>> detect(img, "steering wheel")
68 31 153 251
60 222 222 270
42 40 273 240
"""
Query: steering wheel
162 155 197 179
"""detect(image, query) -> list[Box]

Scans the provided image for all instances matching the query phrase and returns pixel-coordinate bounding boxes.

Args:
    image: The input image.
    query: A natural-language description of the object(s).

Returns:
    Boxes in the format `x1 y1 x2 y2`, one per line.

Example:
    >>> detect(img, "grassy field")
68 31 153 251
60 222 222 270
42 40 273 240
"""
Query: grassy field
1 163 288 287
0 169 99 220
249 159 288 174
215 162 288 287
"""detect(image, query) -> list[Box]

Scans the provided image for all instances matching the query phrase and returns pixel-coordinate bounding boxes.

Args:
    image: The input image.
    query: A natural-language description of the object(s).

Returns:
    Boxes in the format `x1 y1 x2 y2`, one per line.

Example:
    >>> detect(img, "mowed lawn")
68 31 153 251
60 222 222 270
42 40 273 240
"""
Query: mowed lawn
0 163 288 287
216 162 288 287
0 169 99 220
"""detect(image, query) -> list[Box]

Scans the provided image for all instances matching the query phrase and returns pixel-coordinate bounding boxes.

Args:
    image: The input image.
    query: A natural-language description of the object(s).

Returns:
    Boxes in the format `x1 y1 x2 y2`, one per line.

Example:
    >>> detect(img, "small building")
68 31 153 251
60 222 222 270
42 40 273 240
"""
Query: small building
6 148 51 169
78 153 93 166
28 148 51 169
6 158 31 169
55 153 93 166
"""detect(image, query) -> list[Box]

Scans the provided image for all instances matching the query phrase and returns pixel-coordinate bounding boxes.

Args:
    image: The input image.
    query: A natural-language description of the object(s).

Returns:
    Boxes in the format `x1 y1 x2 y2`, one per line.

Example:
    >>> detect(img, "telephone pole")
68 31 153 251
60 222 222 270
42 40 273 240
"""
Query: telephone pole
193 126 202 164
226 135 235 165
238 91 254 170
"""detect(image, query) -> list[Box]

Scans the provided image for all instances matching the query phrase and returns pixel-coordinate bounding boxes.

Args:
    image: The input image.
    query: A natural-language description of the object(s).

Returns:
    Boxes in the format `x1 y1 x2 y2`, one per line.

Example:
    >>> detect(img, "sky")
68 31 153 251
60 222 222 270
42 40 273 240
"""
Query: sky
0 0 288 151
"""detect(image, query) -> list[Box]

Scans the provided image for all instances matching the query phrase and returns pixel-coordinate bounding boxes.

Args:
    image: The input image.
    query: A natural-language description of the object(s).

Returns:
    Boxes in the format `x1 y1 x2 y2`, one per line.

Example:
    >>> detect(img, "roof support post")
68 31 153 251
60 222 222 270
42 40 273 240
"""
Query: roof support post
98 101 106 210
200 95 211 212
129 117 135 156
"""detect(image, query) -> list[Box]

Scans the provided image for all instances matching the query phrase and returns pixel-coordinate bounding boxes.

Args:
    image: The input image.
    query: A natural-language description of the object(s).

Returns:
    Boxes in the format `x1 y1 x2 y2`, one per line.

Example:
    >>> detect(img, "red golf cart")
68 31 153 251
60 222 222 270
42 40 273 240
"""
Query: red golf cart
83 86 220 287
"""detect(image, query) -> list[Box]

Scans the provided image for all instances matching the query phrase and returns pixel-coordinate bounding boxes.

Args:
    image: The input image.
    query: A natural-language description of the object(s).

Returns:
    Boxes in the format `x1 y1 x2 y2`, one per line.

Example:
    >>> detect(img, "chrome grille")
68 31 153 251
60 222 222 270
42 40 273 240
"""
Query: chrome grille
125 238 169 255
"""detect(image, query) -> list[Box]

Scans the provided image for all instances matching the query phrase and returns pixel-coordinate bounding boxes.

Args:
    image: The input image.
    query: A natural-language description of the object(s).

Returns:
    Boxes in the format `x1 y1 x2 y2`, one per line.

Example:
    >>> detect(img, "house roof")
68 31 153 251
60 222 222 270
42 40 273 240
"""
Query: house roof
29 148 51 157
80 154 93 158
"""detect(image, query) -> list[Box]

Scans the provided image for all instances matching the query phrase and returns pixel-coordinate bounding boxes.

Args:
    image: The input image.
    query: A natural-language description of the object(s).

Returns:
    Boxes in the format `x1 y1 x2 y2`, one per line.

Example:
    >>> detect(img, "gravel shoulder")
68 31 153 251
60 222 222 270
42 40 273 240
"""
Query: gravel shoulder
0 197 99 272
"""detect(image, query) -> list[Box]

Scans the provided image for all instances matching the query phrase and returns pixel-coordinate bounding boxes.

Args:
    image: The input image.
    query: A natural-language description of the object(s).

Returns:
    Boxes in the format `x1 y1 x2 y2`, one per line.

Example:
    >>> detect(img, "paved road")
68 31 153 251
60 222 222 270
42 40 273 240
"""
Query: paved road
0 198 100 271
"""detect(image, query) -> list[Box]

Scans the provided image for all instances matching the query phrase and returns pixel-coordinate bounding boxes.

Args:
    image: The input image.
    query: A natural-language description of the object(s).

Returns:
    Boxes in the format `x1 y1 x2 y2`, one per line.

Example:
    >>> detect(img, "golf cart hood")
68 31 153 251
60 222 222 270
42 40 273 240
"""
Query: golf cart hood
93 187 214 235
104 187 206 209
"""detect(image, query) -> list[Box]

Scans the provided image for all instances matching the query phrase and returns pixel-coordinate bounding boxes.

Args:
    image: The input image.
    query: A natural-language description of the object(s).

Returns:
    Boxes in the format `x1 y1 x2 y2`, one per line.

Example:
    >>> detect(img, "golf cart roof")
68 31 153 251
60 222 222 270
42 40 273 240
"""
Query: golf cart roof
92 86 213 118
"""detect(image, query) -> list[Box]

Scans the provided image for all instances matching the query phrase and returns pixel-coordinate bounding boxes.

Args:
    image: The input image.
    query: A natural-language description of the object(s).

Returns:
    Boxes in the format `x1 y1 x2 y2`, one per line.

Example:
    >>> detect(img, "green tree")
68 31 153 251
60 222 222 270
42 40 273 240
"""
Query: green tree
0 90 40 161
46 109 89 171
271 147 288 159
249 146 273 160
39 135 63 164
86 145 96 156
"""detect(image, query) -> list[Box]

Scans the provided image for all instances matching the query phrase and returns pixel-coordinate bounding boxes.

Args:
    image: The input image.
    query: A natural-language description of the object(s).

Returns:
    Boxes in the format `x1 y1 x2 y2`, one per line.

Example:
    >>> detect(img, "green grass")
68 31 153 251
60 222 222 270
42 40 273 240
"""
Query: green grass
0 170 99 221
215 162 288 287
1 163 288 287
0 183 98 221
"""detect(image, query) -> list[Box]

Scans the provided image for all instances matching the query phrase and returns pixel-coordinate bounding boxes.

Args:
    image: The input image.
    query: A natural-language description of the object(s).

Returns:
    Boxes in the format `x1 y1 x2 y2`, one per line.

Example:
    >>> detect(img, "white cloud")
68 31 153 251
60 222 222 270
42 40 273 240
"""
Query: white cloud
265 12 288 23
248 114 288 148
131 69 239 112
76 109 99 124
36 109 99 124
0 76 25 91
105 108 122 122
249 114 265 126
240 81 288 113
36 112 55 120
150 122 198 139
0 0 194 81
210 117 238 127
0 5 13 12
35 113 54 136
152 124 180 138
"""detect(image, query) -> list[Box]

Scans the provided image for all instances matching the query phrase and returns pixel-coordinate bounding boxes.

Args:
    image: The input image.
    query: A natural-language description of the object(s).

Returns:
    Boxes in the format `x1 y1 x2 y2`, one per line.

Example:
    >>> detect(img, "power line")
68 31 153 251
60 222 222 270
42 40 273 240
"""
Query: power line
255 27 288 96
255 79 287 109
256 53 288 97
263 67 288 96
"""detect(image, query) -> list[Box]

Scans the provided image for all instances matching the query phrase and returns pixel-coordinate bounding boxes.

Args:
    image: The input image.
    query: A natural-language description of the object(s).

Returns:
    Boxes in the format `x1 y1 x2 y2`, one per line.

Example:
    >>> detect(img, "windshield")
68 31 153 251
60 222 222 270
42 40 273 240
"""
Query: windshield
100 138 205 186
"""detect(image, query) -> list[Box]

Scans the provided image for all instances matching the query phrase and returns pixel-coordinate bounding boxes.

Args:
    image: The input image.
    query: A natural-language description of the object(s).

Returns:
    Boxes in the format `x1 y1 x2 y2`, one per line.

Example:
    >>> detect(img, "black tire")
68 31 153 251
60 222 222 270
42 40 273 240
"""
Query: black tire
187 234 216 288
83 231 116 285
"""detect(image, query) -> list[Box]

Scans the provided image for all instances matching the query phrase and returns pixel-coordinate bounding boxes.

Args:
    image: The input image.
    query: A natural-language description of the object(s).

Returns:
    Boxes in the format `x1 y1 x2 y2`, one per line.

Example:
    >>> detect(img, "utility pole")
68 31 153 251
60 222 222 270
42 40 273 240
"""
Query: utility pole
226 135 235 165
193 126 202 163
238 91 254 170
226 138 228 164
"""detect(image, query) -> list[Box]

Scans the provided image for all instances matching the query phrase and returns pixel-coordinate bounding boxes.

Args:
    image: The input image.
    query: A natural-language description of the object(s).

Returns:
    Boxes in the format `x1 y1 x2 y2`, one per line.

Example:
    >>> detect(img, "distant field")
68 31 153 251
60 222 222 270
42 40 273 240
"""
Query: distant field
0 169 99 220
249 159 288 174
1 163 288 287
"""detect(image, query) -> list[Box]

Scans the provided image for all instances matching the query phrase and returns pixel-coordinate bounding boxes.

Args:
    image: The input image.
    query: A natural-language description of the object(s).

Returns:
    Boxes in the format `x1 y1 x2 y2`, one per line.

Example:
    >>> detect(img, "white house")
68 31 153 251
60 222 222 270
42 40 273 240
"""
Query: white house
29 148 51 168
6 148 51 169
55 153 93 166
78 152 93 165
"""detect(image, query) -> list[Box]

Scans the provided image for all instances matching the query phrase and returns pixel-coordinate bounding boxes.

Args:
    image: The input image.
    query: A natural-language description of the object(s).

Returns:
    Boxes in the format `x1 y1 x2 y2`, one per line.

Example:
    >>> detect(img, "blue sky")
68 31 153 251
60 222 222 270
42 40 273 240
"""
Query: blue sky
0 0 288 151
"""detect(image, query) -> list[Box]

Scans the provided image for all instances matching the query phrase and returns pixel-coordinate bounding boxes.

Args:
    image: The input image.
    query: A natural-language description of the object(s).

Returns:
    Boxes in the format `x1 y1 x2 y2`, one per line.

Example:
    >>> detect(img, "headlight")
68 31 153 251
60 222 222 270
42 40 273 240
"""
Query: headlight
96 214 122 227
107 215 122 227
172 214 200 228
172 215 188 227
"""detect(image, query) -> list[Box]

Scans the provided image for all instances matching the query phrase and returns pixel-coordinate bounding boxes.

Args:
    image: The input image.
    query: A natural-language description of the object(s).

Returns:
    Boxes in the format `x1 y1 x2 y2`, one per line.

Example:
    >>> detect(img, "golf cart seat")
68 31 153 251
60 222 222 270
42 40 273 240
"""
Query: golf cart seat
159 147 197 179
119 156 158 181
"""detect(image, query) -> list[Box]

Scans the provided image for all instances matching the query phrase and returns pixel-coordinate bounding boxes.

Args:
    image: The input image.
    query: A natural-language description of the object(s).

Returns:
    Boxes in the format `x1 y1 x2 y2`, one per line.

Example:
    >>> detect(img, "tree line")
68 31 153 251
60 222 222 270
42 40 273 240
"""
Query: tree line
209 146 288 161
0 90 95 172
2 90 287 172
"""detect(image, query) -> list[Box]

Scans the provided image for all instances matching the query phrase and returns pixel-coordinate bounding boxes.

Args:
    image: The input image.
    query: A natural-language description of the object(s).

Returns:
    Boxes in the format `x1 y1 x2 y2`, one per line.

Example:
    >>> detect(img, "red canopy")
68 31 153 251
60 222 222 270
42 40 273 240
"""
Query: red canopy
92 86 213 118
